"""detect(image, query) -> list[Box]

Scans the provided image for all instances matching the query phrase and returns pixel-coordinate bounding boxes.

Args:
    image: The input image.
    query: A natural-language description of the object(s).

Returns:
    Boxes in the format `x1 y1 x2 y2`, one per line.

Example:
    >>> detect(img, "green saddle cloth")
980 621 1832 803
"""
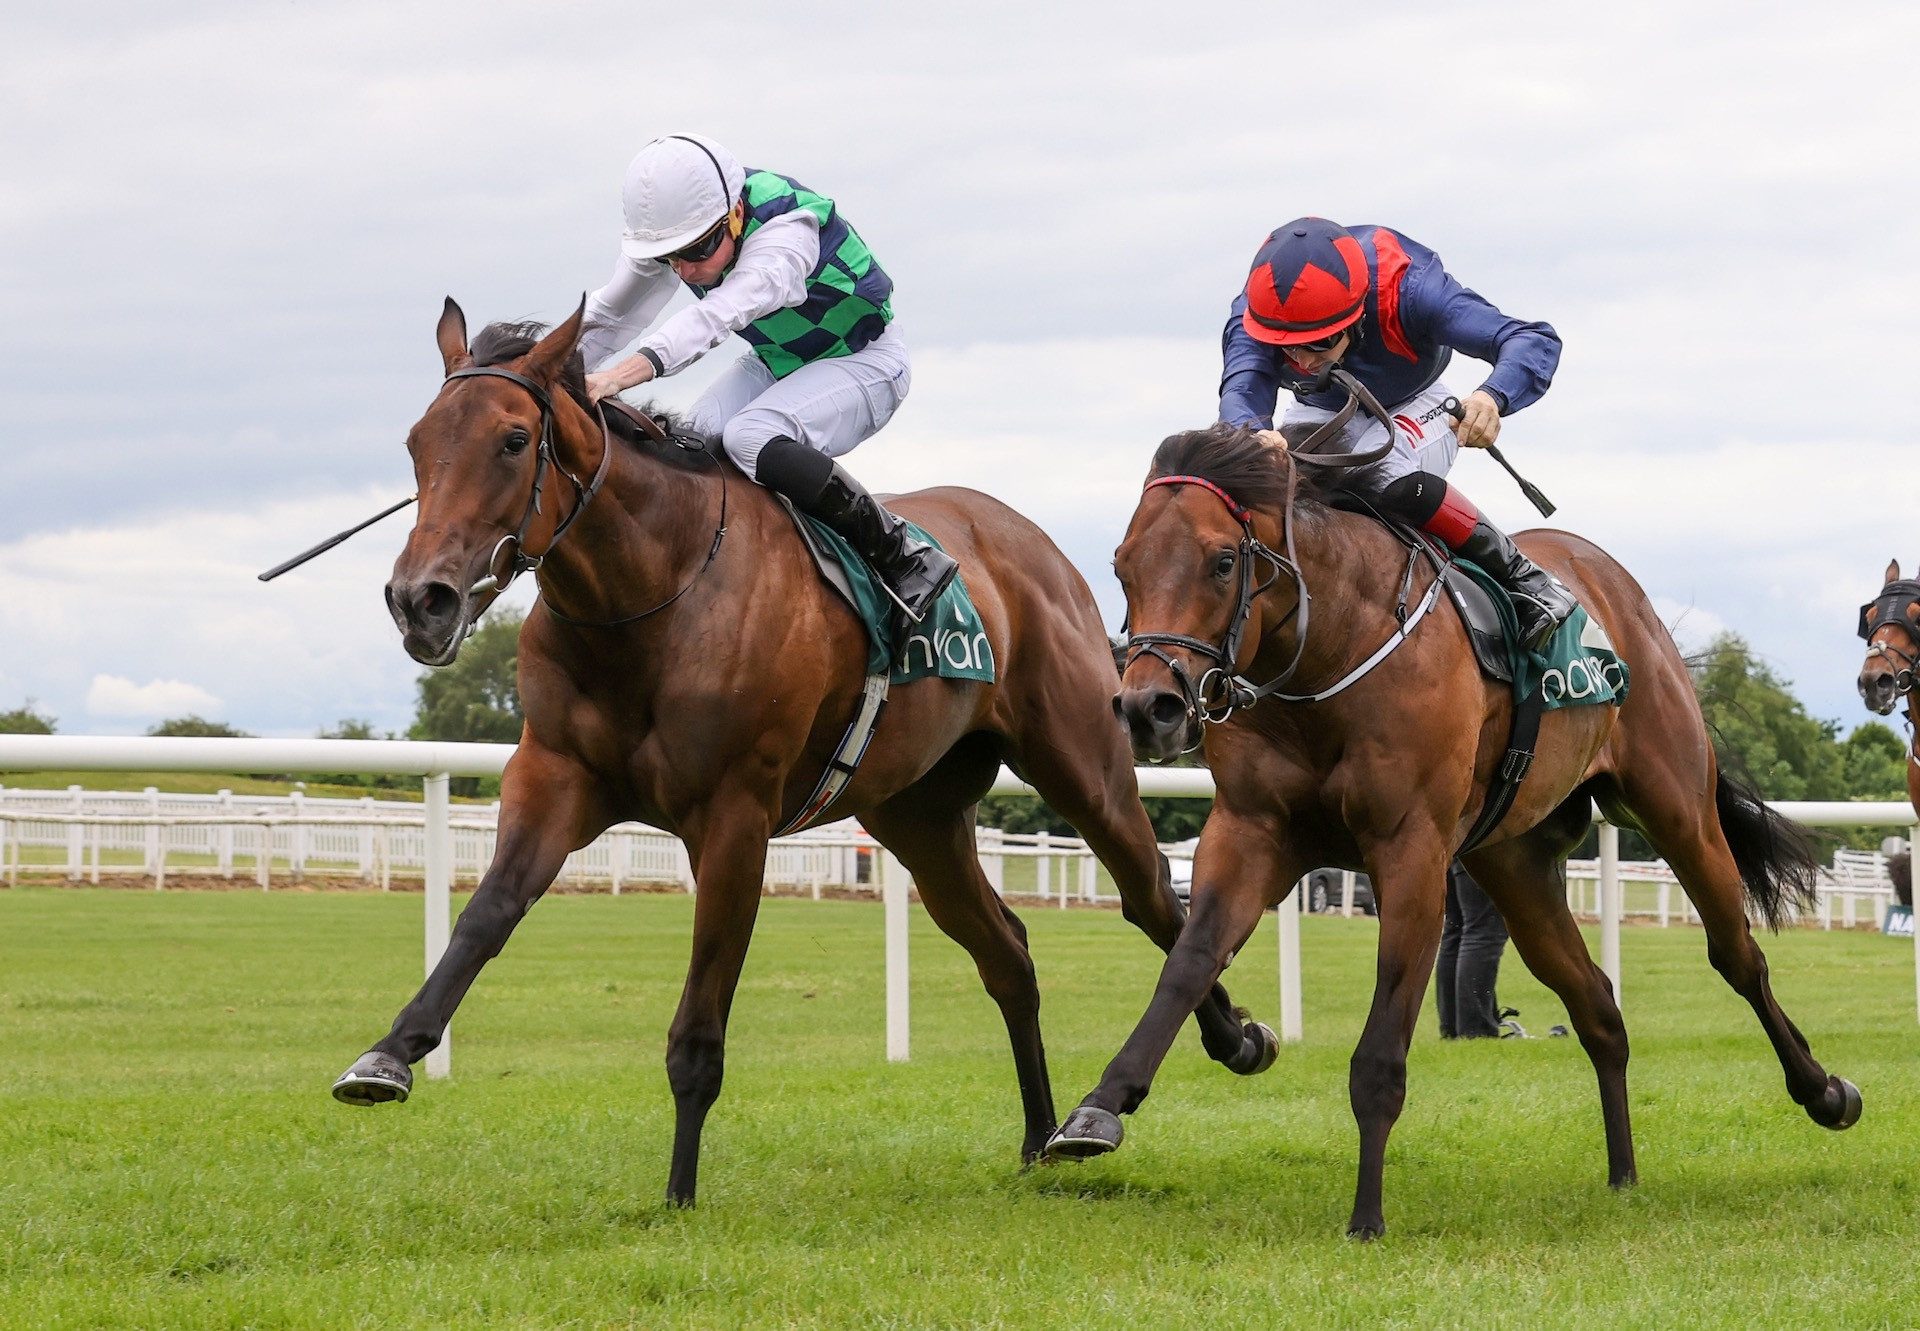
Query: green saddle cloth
1453 559 1629 710
799 516 996 684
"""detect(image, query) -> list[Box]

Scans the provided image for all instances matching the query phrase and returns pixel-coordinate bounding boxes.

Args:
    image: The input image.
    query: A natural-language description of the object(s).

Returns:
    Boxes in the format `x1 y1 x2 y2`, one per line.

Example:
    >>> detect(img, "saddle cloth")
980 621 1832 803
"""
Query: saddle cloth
776 498 996 685
1443 549 1629 711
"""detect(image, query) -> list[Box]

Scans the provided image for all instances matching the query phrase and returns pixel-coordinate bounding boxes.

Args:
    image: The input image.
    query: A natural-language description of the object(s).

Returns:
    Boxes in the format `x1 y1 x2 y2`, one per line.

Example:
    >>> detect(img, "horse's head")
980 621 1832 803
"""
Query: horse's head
1113 428 1295 762
386 298 591 665
1858 558 1920 716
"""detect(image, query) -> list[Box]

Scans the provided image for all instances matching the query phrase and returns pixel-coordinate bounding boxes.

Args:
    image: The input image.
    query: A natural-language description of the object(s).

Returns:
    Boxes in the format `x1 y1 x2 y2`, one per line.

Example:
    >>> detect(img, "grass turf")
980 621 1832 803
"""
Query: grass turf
1 888 1915 1328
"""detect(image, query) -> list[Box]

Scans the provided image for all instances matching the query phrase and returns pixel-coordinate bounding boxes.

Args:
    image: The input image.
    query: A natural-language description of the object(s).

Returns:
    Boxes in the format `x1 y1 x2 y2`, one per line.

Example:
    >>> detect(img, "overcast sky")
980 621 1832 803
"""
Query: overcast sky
3 1 1916 741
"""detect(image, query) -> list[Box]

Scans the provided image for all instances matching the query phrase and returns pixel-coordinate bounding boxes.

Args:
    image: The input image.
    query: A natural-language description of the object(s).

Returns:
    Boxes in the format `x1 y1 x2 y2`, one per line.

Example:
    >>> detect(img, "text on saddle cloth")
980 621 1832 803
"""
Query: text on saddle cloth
783 506 996 685
1449 557 1629 711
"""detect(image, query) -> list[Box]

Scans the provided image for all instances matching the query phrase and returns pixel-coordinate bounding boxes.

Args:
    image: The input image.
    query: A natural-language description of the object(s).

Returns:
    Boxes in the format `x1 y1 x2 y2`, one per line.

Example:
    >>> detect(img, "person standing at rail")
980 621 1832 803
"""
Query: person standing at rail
577 133 956 623
1218 217 1575 652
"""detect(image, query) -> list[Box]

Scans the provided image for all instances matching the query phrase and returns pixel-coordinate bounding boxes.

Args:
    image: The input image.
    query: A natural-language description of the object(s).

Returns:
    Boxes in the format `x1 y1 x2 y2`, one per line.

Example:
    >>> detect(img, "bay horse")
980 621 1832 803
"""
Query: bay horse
1856 558 1920 820
330 300 1278 1204
1047 423 1862 1238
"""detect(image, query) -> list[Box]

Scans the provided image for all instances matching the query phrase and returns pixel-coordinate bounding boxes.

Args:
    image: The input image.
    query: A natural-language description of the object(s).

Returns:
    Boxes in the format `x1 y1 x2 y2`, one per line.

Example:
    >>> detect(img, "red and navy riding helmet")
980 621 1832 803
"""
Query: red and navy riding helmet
1241 218 1369 347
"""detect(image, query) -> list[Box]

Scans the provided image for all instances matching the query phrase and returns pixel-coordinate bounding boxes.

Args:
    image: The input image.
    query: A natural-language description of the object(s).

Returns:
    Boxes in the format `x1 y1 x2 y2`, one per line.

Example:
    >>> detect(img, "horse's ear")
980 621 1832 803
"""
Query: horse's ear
1888 558 1903 585
437 297 472 375
522 296 587 386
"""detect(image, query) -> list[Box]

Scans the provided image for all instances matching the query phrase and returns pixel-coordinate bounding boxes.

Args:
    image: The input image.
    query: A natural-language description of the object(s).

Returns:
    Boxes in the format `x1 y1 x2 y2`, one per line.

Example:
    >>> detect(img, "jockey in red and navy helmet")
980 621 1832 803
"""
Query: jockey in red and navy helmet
1220 217 1573 652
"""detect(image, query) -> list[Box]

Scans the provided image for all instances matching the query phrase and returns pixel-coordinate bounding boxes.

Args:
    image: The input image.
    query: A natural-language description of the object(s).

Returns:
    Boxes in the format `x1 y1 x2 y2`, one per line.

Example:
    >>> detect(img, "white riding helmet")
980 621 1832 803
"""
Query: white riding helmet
619 133 746 261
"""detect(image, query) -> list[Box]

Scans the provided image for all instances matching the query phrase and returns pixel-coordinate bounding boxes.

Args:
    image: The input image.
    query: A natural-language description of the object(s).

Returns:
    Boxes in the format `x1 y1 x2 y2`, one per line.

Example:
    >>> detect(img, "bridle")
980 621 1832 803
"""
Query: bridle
1120 368 1447 739
1859 581 1920 753
446 367 728 629
445 366 611 598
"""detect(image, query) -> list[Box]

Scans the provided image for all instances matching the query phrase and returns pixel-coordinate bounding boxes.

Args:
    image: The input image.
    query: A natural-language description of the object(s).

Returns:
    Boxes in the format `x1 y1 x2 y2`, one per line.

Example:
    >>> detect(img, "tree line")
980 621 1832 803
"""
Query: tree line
2 618 1908 841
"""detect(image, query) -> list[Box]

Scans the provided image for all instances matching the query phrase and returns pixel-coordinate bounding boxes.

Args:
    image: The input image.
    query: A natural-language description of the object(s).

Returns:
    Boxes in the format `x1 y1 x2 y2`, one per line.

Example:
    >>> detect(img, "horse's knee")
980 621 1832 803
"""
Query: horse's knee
453 886 532 959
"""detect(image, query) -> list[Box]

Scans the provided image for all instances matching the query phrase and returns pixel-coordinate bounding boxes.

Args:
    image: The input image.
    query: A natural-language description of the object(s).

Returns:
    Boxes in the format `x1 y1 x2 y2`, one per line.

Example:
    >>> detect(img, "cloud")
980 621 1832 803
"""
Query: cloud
86 674 223 720
3 0 1917 739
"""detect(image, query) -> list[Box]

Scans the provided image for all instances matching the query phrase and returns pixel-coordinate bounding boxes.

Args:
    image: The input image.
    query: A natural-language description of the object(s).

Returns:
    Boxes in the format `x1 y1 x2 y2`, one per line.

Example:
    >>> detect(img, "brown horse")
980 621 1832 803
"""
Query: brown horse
1046 424 1861 1238
330 301 1278 1204
1856 558 1920 817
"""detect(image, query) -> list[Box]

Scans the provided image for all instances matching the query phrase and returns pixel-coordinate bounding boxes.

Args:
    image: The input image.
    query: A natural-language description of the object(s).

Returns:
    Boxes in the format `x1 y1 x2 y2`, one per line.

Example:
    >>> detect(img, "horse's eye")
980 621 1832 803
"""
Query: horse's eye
1213 551 1237 578
504 430 531 455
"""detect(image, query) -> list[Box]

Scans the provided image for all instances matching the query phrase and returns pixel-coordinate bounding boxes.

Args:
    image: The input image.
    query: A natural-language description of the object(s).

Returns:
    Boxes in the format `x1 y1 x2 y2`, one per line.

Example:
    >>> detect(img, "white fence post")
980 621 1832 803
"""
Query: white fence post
66 784 83 880
423 773 453 1081
1599 822 1622 1006
1277 879 1303 1042
883 847 910 1062
218 790 234 878
358 796 375 882
143 787 160 882
289 789 307 880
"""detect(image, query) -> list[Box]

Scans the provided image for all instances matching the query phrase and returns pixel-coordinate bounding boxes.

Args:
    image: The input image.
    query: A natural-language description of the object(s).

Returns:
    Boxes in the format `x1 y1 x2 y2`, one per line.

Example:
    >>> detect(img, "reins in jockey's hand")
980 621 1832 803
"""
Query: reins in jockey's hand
1441 396 1557 518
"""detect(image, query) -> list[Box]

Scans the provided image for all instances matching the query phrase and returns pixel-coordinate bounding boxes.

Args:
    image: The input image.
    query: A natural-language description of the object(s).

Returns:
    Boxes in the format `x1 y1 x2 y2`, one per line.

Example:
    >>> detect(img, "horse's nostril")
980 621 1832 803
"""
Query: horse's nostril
1111 693 1125 719
1147 692 1186 728
420 582 459 623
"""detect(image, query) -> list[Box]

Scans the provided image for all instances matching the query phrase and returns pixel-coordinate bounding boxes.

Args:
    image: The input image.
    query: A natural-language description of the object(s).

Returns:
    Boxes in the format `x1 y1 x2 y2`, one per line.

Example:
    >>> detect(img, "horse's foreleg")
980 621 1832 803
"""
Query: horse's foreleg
1346 833 1449 1240
333 748 600 1106
1014 735 1276 1076
663 799 771 1207
1048 814 1293 1160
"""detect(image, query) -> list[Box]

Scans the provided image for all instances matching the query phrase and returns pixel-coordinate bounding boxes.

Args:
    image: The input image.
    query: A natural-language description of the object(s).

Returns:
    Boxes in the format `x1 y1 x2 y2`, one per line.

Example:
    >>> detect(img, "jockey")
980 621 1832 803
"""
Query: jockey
578 133 957 622
1219 216 1575 652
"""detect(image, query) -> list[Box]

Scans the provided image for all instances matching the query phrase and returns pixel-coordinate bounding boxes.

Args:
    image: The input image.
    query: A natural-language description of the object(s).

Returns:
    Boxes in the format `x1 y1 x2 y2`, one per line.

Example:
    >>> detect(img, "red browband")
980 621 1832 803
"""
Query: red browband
1144 474 1251 524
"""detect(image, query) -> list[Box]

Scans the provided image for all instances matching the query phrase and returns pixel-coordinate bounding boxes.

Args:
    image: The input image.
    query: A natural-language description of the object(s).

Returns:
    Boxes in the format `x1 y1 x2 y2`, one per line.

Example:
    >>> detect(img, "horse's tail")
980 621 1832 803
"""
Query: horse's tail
1714 771 1821 930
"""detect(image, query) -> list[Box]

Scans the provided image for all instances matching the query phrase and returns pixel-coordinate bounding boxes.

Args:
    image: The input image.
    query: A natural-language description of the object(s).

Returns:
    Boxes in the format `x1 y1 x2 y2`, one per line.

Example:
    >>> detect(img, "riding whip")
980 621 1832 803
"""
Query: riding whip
1442 397 1557 518
257 495 417 581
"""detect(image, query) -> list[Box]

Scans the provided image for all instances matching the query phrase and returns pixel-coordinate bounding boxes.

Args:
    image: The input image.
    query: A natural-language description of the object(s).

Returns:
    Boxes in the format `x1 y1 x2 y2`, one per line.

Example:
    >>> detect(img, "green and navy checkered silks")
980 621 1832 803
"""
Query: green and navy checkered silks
690 170 894 379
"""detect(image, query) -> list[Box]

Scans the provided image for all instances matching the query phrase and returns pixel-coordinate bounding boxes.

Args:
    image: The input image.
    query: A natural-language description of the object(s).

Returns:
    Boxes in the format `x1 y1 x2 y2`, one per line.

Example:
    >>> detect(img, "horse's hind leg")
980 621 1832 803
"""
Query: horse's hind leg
1609 763 1861 1129
1463 791 1636 1188
862 738 1058 1160
1011 721 1278 1076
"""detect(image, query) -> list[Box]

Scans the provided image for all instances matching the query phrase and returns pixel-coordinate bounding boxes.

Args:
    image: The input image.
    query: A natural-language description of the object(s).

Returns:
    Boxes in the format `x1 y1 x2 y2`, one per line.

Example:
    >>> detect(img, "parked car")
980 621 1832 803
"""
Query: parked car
1165 854 1374 916
1302 867 1376 916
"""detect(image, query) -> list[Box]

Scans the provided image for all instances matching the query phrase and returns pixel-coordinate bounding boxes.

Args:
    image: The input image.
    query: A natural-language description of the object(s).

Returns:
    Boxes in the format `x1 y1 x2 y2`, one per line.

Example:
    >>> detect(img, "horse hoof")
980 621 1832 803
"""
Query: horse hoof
1346 1218 1386 1241
1045 1106 1123 1161
331 1050 413 1106
1810 1076 1863 1131
1227 1021 1280 1076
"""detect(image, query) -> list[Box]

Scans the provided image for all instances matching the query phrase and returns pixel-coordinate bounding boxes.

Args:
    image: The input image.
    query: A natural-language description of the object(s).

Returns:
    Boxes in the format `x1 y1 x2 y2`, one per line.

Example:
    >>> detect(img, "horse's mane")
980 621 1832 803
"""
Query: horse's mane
1148 424 1341 512
469 321 720 474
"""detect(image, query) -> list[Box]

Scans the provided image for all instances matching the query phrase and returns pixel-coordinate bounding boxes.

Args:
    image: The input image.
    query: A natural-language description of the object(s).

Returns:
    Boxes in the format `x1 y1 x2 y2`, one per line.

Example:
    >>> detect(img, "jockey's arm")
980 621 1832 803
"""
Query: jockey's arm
1406 259 1562 423
578 255 679 371
638 212 820 379
1217 292 1286 429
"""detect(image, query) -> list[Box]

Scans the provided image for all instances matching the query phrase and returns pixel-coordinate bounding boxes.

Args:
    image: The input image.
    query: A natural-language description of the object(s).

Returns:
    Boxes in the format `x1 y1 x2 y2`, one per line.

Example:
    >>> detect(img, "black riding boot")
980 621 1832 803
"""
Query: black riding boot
755 436 959 623
1374 474 1576 655
1457 518 1577 654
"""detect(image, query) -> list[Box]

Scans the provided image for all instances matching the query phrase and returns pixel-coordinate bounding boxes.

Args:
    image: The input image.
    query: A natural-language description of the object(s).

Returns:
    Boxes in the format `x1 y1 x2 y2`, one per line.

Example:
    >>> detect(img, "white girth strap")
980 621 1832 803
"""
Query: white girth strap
775 673 892 836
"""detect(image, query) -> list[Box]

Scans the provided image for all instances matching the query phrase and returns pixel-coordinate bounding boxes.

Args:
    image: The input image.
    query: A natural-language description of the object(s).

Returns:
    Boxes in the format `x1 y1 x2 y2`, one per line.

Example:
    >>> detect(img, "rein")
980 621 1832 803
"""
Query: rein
1121 369 1432 734
445 369 730 630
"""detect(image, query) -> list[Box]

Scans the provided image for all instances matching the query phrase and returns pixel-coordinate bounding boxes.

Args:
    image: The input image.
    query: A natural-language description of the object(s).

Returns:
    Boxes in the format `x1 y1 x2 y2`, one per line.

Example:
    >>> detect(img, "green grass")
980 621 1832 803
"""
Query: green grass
1 889 1915 1328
